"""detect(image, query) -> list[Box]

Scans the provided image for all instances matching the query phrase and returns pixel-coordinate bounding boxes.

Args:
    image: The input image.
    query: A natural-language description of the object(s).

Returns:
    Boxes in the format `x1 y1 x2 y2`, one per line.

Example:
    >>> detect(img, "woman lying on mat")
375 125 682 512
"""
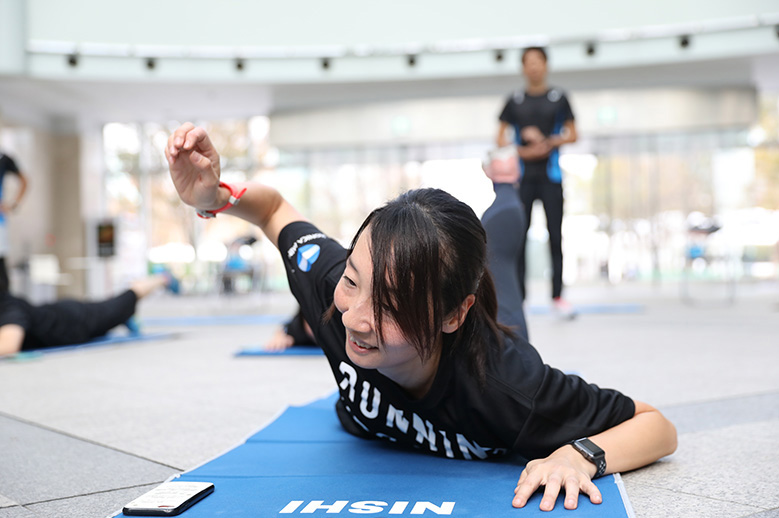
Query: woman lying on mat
0 275 170 357
166 123 677 512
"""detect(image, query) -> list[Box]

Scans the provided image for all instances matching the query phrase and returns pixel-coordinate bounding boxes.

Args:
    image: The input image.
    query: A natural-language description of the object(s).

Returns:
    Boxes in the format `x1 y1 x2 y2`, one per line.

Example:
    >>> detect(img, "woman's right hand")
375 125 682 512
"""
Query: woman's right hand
165 122 307 248
165 123 223 210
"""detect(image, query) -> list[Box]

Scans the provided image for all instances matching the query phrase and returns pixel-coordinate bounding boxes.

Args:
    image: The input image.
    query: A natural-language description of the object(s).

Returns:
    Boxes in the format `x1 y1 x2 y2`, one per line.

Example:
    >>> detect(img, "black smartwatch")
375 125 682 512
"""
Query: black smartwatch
570 438 607 478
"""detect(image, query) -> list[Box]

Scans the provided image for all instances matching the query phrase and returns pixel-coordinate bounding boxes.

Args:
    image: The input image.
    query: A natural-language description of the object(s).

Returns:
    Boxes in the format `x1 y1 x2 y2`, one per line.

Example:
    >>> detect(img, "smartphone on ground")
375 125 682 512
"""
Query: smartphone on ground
122 481 214 516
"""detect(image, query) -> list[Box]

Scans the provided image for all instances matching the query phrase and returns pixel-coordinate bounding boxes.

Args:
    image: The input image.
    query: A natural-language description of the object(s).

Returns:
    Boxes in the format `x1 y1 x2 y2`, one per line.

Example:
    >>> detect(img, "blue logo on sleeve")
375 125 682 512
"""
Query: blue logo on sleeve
297 244 321 272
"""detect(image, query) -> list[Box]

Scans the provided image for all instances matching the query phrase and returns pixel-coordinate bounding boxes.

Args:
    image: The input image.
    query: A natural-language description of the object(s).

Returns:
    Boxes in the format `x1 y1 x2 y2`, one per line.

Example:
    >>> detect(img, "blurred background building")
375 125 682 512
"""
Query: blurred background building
0 0 777 301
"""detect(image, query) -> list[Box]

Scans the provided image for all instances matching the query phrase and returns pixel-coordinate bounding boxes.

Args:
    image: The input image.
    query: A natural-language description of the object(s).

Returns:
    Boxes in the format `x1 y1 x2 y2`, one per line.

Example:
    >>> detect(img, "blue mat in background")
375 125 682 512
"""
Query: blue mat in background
3 332 176 361
235 345 323 357
148 392 633 517
528 303 643 315
144 314 288 326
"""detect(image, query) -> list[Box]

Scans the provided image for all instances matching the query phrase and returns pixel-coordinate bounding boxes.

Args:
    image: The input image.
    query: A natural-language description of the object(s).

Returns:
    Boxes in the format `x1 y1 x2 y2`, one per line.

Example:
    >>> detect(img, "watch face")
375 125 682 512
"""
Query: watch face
575 438 604 458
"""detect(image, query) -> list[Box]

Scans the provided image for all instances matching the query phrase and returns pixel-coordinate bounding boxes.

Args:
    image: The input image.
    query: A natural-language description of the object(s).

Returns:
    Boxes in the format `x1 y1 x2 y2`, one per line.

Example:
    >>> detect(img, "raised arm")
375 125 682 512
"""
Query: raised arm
165 123 306 248
513 401 677 511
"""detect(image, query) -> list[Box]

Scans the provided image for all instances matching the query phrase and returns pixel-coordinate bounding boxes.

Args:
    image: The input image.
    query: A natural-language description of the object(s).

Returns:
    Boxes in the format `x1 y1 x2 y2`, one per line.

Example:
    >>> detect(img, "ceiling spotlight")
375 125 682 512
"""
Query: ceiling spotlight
494 49 504 62
146 57 156 70
321 58 330 70
585 42 596 56
67 54 78 67
407 54 417 67
235 58 245 71
679 35 690 48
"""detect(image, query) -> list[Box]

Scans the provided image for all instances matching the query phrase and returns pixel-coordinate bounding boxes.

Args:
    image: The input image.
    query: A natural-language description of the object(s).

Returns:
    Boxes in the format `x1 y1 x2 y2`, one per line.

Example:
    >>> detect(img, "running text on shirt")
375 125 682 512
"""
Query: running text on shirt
337 361 507 460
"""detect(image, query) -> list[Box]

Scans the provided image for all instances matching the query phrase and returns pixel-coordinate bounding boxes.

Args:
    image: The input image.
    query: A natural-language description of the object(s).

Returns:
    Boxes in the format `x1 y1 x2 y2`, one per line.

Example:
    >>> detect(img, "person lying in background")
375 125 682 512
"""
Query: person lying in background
0 275 170 357
264 307 317 351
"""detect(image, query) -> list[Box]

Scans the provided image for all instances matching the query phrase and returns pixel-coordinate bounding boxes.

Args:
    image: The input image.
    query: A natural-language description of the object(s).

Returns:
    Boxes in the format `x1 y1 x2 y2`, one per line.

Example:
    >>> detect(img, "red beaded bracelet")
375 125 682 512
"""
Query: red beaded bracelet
196 182 247 219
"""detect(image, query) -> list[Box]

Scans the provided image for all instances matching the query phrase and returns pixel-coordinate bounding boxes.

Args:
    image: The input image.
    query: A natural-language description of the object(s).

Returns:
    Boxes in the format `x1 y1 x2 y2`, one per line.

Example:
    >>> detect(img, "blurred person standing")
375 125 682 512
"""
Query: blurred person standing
496 47 577 319
0 151 28 293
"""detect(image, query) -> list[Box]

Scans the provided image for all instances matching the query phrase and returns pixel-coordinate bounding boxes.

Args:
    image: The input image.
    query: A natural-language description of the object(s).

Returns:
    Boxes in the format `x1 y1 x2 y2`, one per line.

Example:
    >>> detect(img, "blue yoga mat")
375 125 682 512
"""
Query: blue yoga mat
144 314 289 326
150 393 633 517
4 332 176 361
528 303 643 316
235 345 323 357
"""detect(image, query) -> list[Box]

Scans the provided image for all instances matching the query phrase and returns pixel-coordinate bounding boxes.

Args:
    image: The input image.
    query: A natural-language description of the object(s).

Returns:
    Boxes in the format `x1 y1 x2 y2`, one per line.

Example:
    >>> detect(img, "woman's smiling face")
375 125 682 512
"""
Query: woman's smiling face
333 229 440 396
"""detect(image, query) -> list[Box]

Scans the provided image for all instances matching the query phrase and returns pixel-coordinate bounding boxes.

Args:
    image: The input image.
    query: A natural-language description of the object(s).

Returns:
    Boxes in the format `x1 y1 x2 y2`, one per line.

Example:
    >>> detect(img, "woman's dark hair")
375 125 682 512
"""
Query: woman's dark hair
521 46 547 64
347 188 505 383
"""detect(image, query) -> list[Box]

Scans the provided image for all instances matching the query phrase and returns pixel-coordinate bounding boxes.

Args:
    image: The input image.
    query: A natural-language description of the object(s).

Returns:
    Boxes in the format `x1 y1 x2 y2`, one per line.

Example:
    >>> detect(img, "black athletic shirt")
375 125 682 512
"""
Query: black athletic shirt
279 221 635 461
0 294 75 350
0 153 20 181
285 310 315 346
498 89 574 183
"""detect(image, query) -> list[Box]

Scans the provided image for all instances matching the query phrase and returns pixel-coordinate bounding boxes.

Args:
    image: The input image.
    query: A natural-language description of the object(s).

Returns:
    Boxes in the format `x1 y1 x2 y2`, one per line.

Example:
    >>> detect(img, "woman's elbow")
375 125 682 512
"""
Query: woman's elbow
661 414 678 456
650 408 678 458
636 401 678 458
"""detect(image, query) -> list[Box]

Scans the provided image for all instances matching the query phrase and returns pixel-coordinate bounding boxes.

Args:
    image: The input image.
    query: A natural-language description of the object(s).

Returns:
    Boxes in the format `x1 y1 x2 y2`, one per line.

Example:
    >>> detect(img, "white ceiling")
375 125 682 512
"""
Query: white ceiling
1 53 777 131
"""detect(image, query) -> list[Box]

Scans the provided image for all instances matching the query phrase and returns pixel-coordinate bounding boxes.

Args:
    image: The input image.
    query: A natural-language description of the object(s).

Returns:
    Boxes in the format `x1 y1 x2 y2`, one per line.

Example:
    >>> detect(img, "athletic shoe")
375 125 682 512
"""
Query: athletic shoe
163 272 181 295
124 316 142 336
552 297 577 320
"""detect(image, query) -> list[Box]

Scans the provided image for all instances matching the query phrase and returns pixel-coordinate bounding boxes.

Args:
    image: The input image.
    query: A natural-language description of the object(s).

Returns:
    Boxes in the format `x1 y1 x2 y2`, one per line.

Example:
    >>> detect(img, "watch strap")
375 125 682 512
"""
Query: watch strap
571 438 607 478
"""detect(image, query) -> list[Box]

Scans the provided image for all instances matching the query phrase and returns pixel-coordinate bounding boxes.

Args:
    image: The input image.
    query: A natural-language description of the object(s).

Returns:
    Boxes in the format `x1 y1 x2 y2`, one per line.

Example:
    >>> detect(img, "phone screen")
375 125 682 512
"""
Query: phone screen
123 482 214 516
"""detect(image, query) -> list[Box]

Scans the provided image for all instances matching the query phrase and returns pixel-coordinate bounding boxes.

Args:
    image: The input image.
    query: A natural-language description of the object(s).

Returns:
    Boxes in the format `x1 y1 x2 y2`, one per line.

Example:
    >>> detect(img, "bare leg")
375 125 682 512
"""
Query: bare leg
129 275 169 299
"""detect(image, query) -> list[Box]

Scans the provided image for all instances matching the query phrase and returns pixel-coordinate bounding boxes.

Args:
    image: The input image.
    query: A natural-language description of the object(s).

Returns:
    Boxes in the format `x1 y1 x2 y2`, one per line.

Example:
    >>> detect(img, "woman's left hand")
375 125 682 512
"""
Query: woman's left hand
512 445 602 511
